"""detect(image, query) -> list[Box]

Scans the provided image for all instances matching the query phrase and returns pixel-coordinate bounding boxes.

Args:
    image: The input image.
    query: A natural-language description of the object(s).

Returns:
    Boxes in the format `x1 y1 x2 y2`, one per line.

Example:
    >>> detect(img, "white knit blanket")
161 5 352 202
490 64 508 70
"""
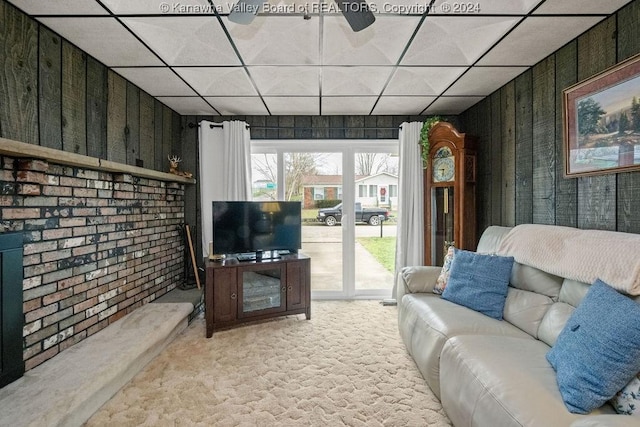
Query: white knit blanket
497 224 640 296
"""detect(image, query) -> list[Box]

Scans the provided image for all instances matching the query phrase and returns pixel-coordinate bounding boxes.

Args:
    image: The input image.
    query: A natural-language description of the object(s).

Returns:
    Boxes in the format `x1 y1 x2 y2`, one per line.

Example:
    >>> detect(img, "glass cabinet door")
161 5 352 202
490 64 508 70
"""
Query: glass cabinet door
432 186 455 266
238 264 286 317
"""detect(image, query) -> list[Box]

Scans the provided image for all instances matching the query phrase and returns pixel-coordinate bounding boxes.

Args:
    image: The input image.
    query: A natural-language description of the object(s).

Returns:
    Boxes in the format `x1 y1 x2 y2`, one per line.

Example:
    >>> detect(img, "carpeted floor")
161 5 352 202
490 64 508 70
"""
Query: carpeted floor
85 300 451 426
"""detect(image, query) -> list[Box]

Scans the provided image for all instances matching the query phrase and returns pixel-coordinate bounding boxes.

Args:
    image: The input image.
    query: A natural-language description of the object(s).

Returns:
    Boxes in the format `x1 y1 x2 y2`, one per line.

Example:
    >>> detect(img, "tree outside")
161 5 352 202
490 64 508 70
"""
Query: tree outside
284 153 320 201
356 153 398 176
252 153 327 201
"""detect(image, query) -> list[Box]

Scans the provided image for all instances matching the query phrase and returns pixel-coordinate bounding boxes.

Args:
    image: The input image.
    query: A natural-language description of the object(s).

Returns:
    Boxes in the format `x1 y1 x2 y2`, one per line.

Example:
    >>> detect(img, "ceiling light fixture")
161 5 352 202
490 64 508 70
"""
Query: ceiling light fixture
228 0 375 32
335 0 375 32
228 0 263 24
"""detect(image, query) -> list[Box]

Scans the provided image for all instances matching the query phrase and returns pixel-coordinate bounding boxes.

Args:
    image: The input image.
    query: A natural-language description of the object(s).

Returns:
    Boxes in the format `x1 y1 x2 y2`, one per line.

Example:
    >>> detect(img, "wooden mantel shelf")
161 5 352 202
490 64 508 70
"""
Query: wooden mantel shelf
0 137 195 184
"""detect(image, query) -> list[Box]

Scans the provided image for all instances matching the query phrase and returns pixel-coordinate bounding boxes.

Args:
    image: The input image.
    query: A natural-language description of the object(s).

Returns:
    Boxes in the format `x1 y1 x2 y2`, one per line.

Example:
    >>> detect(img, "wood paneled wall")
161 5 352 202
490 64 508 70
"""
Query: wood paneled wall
460 0 640 235
0 1 181 172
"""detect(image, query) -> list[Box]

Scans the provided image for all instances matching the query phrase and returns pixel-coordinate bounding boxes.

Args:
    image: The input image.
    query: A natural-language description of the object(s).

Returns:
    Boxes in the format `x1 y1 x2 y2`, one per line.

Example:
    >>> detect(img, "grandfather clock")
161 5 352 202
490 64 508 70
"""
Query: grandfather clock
424 122 478 266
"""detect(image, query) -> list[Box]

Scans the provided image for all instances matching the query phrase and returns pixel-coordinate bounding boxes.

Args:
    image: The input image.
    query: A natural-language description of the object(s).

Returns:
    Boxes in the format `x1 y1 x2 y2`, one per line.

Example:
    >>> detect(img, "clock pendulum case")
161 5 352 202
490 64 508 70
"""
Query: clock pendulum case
424 122 478 266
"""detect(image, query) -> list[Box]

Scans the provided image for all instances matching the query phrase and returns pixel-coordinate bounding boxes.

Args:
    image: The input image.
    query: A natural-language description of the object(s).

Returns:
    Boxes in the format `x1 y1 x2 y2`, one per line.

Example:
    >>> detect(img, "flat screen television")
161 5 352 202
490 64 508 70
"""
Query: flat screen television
212 201 302 257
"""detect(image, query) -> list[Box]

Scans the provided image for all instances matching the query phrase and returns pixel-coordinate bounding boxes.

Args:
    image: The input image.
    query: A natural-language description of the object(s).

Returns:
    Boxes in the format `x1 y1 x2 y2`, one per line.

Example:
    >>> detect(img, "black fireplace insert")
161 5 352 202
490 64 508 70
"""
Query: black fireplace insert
1 232 24 388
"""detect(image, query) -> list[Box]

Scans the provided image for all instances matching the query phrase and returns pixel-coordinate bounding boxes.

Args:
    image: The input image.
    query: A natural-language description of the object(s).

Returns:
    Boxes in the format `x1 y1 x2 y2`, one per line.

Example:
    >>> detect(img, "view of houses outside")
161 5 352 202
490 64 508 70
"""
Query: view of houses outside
250 152 398 295
251 152 398 208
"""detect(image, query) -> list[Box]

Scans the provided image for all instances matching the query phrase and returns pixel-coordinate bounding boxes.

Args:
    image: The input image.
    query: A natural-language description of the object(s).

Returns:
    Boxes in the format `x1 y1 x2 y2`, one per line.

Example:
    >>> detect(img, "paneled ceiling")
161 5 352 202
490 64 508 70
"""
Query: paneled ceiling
7 0 633 116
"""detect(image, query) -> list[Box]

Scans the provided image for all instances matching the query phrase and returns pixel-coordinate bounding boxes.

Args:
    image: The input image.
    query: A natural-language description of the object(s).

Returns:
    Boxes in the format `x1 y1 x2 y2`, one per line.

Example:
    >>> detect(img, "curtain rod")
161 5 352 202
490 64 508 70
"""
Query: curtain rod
187 122 401 131
248 126 400 131
187 122 250 129
187 122 404 131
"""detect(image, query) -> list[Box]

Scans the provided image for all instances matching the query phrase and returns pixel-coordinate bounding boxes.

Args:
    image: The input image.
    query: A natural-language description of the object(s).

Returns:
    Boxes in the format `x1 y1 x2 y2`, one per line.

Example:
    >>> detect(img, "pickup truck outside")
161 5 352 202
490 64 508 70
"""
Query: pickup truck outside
316 202 389 226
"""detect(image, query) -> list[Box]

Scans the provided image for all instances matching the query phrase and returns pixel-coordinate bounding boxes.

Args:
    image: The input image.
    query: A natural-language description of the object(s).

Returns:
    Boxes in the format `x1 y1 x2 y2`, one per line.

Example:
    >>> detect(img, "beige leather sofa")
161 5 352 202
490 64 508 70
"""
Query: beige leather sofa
397 224 640 427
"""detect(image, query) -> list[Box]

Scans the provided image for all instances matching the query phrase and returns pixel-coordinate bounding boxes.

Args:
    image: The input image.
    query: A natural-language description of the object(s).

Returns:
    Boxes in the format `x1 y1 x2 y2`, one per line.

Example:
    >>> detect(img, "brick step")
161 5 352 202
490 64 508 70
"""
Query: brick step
0 302 193 427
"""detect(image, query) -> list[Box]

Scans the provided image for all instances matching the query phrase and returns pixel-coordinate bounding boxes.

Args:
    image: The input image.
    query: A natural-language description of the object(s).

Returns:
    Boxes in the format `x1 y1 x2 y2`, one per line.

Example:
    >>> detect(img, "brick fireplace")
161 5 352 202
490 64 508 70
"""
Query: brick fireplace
0 152 186 372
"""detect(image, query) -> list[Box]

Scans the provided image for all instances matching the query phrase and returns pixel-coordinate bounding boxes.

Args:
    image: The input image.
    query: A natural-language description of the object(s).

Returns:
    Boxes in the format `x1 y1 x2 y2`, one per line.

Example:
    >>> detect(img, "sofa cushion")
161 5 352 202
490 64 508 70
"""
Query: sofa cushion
538 302 575 347
434 246 454 294
536 279 590 347
558 279 591 307
398 293 532 399
546 280 640 414
442 249 514 320
475 225 512 254
399 266 441 294
510 262 563 299
503 287 554 338
440 335 615 427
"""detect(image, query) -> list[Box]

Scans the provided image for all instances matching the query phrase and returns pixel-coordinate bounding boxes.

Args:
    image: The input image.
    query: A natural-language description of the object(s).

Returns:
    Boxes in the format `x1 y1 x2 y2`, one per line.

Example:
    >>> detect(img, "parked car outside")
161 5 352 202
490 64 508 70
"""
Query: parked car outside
316 202 389 226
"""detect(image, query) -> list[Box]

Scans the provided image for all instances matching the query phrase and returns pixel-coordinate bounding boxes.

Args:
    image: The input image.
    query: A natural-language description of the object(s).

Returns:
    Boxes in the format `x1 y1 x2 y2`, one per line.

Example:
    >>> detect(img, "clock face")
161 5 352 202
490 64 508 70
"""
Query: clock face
433 156 455 182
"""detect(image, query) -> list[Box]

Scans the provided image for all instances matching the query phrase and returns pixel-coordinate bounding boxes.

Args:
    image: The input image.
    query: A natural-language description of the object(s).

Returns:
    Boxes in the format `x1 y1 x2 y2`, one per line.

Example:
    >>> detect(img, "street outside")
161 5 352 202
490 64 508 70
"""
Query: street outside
301 223 397 292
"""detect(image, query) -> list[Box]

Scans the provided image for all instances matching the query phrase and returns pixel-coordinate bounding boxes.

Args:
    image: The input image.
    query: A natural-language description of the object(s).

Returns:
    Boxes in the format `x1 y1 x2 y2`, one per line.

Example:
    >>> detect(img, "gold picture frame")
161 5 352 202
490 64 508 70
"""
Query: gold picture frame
563 53 640 177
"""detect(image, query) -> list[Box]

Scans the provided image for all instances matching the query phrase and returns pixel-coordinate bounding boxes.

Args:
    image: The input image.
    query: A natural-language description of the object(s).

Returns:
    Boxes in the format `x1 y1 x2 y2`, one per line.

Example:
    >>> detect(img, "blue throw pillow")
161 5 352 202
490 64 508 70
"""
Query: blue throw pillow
441 249 514 320
546 279 640 414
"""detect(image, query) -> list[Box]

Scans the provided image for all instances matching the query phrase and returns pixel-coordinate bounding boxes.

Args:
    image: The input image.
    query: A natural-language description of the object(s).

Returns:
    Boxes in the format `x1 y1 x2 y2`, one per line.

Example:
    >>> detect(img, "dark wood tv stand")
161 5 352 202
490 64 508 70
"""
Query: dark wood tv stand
205 253 310 337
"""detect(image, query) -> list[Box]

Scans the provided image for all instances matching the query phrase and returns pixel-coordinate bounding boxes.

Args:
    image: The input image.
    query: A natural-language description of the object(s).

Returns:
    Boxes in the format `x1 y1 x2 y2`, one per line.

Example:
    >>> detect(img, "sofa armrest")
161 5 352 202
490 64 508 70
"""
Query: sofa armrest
570 415 640 427
398 266 442 300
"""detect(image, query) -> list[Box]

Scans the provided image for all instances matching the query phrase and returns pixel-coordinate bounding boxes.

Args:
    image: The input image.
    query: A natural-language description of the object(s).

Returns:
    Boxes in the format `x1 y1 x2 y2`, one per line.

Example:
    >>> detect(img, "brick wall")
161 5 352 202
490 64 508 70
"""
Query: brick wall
0 156 185 370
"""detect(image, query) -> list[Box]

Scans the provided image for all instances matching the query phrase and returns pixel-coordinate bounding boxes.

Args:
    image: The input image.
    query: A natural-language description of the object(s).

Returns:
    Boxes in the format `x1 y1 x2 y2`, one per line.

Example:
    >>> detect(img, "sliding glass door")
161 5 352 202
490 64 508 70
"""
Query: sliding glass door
354 152 397 294
288 152 343 293
251 140 398 299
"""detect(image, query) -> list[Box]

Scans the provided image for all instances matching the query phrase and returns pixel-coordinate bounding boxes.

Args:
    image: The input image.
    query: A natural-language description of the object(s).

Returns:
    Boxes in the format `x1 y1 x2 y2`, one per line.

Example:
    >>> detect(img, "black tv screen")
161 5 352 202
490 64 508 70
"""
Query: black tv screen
212 201 302 255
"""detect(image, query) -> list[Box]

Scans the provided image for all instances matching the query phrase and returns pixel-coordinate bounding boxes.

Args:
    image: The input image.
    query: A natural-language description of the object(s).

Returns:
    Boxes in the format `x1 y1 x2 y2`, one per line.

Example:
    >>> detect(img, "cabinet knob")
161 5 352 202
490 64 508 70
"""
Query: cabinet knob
281 286 286 292
287 285 292 291
230 293 237 300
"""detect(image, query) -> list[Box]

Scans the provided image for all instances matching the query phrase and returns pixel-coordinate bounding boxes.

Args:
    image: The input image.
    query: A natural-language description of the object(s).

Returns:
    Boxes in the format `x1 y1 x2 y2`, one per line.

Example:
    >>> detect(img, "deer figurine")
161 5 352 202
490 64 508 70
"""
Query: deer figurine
168 155 193 178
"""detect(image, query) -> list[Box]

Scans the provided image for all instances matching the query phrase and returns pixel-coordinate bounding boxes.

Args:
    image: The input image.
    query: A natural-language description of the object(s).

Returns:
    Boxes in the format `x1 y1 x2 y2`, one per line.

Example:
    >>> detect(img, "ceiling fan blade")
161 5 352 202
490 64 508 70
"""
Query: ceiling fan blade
335 0 376 32
228 0 263 25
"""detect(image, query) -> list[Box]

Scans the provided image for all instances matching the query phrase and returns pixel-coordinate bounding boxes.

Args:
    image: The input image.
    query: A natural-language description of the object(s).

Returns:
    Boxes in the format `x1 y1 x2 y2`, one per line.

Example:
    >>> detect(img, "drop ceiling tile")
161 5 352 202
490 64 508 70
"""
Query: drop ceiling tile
249 66 319 96
385 67 467 95
264 97 319 115
156 97 216 115
430 0 540 14
176 67 257 96
7 0 108 15
444 67 527 96
322 67 392 96
206 97 270 115
425 96 484 114
478 17 605 66
101 0 215 14
323 15 421 65
372 96 436 115
322 97 378 115
402 16 520 66
38 18 162 66
122 17 241 66
113 67 196 96
227 16 319 65
534 0 633 14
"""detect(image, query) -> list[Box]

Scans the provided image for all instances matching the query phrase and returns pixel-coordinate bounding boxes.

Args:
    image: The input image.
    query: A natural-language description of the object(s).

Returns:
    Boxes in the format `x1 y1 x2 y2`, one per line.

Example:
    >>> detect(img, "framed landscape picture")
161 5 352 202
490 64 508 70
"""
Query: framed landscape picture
563 53 640 177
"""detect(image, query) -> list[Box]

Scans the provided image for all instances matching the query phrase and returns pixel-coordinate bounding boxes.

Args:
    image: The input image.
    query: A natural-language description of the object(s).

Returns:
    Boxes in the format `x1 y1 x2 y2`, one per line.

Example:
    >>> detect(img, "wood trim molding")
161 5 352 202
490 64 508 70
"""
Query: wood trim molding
0 137 195 184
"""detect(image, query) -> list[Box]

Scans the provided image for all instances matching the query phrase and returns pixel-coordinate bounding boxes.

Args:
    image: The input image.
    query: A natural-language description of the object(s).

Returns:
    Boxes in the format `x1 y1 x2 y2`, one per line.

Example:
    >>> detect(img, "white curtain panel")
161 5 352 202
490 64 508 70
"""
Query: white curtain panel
392 121 425 300
222 120 252 200
198 120 252 257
